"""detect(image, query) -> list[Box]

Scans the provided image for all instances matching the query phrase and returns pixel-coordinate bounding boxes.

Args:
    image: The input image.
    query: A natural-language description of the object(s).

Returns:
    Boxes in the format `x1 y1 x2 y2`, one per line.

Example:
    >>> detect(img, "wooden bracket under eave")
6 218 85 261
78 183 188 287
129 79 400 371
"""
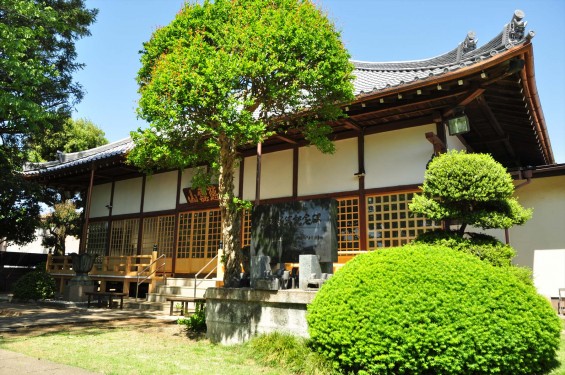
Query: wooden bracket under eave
425 132 446 155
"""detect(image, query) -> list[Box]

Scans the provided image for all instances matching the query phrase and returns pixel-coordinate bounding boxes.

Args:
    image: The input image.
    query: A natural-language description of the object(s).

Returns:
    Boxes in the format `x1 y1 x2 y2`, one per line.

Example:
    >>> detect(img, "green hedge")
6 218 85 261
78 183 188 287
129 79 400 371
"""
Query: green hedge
13 268 56 300
411 230 515 267
307 245 560 375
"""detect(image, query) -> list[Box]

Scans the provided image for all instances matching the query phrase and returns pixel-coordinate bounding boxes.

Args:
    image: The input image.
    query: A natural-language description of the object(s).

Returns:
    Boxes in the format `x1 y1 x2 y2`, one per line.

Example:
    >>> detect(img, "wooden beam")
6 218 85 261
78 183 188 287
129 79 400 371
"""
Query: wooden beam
343 119 362 132
425 132 446 155
274 135 297 144
475 96 518 162
349 90 466 120
442 88 485 117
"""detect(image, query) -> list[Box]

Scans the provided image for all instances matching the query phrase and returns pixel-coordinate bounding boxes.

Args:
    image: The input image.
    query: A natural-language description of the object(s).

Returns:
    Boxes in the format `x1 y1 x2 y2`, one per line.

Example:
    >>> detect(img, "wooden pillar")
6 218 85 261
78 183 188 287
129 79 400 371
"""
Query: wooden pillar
136 175 146 256
255 142 262 205
357 130 367 251
292 146 299 199
80 166 96 254
172 169 183 277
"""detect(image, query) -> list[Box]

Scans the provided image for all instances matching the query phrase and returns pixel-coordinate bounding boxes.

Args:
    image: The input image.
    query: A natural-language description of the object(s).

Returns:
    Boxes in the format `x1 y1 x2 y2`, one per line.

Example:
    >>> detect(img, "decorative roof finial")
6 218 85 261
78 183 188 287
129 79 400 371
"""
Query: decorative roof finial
462 31 478 53
510 10 527 40
456 31 477 62
504 10 527 45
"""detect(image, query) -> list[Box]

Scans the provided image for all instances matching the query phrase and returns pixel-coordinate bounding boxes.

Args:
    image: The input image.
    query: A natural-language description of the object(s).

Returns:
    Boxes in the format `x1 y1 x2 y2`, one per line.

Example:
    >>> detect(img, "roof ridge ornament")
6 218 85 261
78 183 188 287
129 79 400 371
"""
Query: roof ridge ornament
456 31 478 62
503 10 527 46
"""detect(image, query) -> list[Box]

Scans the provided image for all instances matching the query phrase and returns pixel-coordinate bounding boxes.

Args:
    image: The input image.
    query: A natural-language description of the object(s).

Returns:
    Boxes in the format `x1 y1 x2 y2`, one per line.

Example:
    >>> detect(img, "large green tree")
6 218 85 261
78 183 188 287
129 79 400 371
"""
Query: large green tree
0 0 97 245
27 117 108 162
0 0 97 141
129 0 354 286
27 118 108 255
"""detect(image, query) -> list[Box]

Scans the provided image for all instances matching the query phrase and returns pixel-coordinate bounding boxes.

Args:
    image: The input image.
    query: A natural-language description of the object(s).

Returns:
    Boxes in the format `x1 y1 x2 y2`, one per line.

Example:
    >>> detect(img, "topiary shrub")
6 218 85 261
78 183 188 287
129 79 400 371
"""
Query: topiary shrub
411 229 515 267
307 245 560 375
12 268 56 300
410 150 532 234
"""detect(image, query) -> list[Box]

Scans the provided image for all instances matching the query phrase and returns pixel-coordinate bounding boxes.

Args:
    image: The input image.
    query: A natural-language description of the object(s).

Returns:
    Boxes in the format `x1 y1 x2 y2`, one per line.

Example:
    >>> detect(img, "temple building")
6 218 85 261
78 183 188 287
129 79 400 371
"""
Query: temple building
23 11 565 299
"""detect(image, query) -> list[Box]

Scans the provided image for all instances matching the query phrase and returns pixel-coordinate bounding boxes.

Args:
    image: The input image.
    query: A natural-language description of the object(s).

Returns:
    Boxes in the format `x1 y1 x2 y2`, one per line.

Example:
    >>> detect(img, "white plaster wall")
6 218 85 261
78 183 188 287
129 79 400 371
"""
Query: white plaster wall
533 249 565 299
364 124 435 189
445 128 467 151
242 156 257 201
259 149 293 199
509 175 565 268
298 138 358 196
89 183 112 218
144 171 178 212
112 177 142 215
242 148 299 200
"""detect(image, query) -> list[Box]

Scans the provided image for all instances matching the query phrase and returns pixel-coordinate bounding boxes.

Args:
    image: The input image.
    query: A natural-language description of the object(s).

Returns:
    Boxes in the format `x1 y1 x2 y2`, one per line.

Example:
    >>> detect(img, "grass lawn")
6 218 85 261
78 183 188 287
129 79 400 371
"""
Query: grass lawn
0 319 291 375
1 317 564 375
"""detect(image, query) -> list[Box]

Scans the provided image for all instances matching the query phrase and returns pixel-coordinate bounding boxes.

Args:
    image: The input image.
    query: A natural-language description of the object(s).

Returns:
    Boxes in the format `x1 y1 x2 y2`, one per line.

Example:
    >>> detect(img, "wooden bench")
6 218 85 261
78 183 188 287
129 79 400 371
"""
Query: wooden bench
85 291 128 309
166 297 206 316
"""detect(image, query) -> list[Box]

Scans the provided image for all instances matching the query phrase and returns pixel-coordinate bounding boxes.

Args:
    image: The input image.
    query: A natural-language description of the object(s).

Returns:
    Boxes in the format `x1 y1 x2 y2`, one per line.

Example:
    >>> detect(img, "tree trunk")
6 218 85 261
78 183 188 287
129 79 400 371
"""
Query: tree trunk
218 134 242 288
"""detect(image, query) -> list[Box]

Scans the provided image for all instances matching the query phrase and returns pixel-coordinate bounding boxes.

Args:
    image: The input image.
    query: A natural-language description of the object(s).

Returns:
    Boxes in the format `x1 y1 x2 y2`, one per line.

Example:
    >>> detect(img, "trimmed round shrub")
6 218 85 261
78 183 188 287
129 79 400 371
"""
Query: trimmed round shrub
13 269 56 300
307 245 561 375
411 230 515 267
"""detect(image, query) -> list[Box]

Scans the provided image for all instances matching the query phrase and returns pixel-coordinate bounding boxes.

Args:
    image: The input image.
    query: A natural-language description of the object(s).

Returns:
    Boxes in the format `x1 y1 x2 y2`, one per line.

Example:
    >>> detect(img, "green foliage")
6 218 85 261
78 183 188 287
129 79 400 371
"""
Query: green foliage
27 118 108 162
410 150 532 231
245 332 335 375
307 245 561 375
130 0 354 287
411 230 515 267
13 267 56 300
177 305 206 332
0 0 96 246
0 147 42 245
41 199 81 255
0 0 97 142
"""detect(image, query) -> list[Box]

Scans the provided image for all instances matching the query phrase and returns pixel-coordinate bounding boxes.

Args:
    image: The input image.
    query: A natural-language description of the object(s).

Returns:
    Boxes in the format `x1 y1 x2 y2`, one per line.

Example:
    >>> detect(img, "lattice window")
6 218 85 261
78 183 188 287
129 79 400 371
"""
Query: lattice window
86 221 108 263
109 218 139 256
366 192 442 248
336 197 360 252
142 215 175 257
177 212 192 259
241 209 251 248
177 209 221 259
207 210 221 258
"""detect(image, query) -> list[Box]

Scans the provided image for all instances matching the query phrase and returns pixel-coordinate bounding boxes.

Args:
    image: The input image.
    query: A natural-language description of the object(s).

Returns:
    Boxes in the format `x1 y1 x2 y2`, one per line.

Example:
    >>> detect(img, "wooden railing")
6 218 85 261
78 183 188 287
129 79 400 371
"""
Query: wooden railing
46 253 160 278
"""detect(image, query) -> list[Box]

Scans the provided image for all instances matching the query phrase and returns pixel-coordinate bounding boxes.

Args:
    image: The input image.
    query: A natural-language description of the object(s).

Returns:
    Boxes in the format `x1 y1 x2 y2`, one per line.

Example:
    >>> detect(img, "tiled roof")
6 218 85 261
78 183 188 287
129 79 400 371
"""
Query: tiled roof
23 137 134 176
352 10 532 95
24 10 533 176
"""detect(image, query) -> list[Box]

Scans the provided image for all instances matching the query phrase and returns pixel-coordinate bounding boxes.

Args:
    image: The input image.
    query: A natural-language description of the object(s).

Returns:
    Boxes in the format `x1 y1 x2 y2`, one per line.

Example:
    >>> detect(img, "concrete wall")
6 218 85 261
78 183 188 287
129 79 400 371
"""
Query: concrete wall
205 287 316 345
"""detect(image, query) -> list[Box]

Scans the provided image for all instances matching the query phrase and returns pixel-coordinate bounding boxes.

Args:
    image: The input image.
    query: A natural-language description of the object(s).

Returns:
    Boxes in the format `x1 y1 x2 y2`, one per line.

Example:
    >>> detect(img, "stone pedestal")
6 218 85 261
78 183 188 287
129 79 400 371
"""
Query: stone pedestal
65 280 95 302
250 255 271 289
298 254 322 290
64 253 96 302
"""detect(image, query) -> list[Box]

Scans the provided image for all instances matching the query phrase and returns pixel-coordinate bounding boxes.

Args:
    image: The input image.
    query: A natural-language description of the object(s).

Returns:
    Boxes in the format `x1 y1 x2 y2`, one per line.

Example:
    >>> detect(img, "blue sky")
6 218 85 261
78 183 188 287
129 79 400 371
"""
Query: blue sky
73 0 565 163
